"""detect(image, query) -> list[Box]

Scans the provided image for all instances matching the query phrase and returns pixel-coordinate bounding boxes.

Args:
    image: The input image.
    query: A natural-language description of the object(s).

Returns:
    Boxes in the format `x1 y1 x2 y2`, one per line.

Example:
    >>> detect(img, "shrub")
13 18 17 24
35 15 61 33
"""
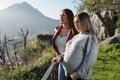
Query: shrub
93 44 120 80
116 13 120 28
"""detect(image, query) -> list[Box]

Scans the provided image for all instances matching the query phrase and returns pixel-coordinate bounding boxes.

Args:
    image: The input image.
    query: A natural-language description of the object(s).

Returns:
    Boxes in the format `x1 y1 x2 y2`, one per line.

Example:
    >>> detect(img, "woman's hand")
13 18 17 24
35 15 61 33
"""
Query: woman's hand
52 55 62 63
70 72 78 80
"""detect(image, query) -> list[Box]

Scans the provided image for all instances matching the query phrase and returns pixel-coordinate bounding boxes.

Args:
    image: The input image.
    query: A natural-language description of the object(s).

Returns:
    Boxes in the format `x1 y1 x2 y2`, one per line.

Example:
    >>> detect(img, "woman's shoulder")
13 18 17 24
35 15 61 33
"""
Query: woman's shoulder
73 32 92 44
77 32 90 38
82 32 93 38
55 25 62 30
54 26 62 32
55 26 60 29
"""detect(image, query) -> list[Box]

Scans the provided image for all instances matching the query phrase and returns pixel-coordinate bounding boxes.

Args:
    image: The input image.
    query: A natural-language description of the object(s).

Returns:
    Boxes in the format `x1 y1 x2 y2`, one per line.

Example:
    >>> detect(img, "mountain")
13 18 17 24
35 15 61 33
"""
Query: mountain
0 2 59 39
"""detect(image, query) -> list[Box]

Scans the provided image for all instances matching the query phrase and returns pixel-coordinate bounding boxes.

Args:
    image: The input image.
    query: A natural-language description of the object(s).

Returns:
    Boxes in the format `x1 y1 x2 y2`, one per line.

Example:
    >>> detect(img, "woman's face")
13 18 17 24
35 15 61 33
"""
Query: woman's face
60 11 68 24
74 17 80 32
74 17 83 33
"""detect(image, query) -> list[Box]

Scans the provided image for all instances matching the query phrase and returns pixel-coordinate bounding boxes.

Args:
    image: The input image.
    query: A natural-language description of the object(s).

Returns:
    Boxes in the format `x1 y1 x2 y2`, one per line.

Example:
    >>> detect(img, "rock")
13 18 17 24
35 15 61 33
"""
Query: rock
115 28 120 35
100 34 120 46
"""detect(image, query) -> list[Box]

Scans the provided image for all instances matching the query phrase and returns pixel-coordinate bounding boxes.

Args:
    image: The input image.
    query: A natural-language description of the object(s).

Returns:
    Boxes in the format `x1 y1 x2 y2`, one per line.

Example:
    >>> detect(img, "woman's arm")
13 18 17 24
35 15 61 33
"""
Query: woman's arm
76 40 98 79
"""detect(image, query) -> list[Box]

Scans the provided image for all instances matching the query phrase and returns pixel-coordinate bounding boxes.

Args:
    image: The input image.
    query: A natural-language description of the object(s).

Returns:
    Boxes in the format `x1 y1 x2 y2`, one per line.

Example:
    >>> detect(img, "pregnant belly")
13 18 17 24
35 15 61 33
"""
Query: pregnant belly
64 52 83 72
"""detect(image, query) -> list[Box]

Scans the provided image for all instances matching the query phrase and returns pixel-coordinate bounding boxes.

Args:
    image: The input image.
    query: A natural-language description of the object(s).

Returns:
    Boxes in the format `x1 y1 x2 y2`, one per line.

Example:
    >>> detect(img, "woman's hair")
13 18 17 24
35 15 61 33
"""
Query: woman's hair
77 12 97 42
62 9 78 35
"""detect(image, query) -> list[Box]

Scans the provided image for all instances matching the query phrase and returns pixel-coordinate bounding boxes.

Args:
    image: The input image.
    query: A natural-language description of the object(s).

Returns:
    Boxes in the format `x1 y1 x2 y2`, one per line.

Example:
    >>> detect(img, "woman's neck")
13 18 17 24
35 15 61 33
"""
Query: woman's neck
62 24 70 30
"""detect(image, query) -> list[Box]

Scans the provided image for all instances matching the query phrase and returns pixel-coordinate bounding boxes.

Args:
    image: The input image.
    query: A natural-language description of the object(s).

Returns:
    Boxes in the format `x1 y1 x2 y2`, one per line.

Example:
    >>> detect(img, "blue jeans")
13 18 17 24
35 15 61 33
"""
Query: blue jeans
58 63 66 80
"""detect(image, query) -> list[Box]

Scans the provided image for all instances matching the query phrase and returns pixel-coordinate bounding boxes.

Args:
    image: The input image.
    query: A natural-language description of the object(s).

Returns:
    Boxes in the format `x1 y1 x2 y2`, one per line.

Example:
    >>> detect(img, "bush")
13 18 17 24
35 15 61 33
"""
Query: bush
116 13 120 28
6 45 55 80
93 44 120 80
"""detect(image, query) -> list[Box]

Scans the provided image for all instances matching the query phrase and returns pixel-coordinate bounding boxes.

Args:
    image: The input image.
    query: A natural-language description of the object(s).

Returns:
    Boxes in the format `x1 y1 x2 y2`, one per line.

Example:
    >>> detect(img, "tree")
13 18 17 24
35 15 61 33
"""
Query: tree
20 28 29 65
76 0 120 37
3 35 14 69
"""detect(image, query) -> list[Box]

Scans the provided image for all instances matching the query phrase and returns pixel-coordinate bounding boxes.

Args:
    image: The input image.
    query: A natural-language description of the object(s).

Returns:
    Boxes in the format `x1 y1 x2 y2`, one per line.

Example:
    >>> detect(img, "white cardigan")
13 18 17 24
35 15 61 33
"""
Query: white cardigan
61 32 98 79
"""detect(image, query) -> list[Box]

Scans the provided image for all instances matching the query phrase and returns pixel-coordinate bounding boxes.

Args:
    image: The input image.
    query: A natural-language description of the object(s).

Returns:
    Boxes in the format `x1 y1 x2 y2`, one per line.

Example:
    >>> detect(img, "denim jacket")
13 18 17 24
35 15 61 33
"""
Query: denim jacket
62 32 98 79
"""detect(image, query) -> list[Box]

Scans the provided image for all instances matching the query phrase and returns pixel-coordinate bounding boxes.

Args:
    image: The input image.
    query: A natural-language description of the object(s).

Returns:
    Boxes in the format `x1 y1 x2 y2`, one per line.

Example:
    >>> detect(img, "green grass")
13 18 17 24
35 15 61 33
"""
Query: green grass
0 43 120 80
93 44 120 80
0 45 55 80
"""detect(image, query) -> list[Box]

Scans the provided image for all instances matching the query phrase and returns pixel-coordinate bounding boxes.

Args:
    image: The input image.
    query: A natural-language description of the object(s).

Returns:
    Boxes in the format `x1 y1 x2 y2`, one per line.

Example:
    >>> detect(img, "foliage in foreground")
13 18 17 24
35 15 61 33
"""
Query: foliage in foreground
0 43 55 80
0 43 120 80
7 45 55 80
116 13 120 28
93 44 120 80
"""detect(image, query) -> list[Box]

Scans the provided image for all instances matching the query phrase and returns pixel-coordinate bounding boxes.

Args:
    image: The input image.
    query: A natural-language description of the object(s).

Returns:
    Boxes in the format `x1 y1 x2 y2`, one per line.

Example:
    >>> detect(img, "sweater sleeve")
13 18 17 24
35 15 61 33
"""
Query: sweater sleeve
60 36 84 74
76 38 98 79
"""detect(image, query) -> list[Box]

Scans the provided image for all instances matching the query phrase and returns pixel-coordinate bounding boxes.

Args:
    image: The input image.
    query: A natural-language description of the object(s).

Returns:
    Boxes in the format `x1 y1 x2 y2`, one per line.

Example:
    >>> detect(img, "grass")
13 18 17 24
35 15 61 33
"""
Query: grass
0 43 120 80
0 44 55 80
92 44 120 80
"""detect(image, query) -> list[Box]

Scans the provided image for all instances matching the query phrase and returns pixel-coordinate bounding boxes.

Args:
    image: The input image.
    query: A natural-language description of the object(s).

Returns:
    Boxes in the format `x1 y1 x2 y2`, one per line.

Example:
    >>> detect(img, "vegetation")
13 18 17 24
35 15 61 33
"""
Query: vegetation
75 0 120 36
116 13 120 28
93 44 120 79
0 40 120 80
0 1 119 79
0 40 55 80
0 29 119 80
77 0 120 13
7 45 55 80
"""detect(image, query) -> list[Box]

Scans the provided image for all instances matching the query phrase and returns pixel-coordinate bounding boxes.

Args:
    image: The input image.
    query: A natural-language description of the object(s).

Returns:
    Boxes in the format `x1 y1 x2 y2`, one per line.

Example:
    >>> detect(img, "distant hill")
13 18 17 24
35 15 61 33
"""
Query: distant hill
0 2 59 39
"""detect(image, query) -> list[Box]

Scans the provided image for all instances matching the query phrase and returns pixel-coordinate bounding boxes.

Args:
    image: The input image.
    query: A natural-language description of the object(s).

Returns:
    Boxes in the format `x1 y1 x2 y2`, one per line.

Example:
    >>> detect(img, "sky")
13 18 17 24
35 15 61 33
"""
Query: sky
0 0 80 19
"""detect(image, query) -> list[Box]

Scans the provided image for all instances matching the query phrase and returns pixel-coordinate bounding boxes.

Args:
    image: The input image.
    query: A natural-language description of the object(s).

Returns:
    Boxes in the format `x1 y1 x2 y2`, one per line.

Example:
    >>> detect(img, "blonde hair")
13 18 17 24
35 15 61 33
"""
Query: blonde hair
77 12 97 42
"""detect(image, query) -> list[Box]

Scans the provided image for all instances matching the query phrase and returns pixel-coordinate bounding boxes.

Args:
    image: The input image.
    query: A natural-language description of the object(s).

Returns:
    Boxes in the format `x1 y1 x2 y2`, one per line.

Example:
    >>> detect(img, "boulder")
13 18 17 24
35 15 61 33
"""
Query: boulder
100 34 120 46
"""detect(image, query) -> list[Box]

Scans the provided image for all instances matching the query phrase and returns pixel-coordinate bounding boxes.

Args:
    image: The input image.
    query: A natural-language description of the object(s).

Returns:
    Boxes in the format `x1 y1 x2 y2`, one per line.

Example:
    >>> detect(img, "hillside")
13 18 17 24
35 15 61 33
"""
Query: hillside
0 2 59 39
0 43 119 80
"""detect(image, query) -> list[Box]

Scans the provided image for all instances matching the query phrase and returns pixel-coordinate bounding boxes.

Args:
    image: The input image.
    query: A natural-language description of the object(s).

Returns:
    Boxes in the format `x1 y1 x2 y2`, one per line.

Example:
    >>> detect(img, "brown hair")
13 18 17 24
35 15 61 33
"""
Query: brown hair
62 9 78 35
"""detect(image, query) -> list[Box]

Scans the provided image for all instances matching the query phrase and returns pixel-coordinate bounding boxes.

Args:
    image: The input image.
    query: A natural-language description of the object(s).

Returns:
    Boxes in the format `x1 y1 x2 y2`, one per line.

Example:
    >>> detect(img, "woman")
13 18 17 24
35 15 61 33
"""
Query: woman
53 12 98 80
52 9 78 80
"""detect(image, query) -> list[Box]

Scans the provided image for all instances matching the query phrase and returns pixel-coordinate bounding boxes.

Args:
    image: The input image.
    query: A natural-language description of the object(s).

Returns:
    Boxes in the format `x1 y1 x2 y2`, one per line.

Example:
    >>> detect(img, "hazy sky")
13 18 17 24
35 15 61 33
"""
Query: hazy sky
0 0 80 19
